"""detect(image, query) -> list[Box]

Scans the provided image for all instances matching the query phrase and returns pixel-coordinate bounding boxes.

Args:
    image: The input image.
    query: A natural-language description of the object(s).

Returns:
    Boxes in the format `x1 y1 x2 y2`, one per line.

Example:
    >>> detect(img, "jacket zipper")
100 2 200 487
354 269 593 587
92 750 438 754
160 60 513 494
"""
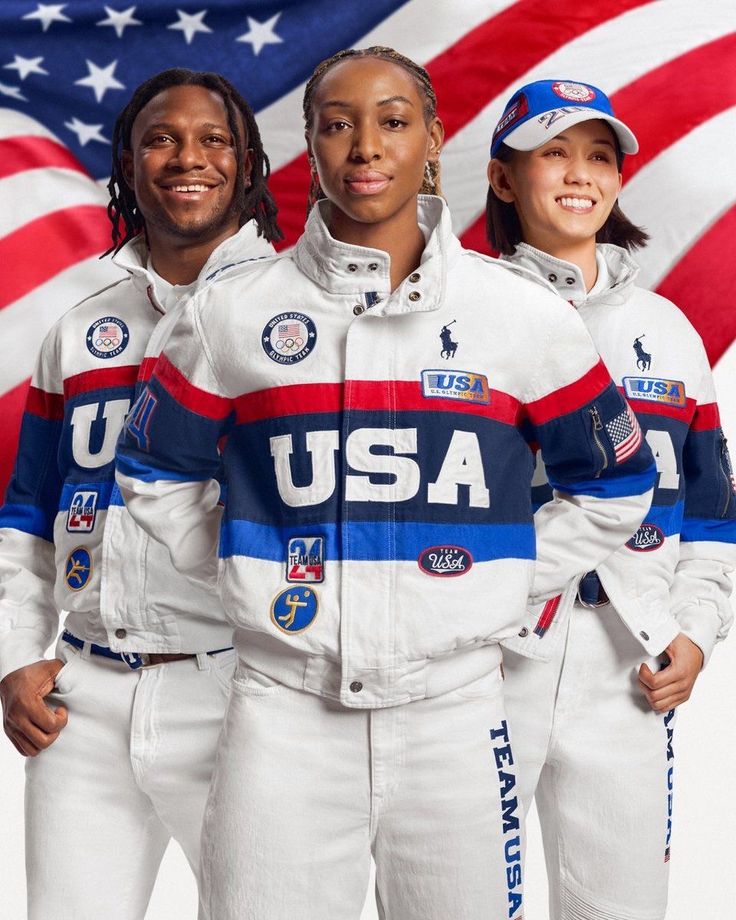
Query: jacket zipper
719 433 734 517
589 406 609 478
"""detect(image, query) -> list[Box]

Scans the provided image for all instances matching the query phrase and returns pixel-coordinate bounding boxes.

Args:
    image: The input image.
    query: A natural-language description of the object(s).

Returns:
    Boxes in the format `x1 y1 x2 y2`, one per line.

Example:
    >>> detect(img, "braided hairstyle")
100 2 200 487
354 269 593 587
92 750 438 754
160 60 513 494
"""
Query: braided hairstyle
302 46 443 214
106 68 282 254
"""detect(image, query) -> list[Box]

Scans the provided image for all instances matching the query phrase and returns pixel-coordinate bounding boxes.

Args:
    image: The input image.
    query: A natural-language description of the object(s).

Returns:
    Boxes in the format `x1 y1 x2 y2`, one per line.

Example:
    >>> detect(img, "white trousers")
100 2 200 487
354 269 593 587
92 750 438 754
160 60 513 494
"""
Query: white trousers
503 604 674 920
201 664 523 920
25 638 235 920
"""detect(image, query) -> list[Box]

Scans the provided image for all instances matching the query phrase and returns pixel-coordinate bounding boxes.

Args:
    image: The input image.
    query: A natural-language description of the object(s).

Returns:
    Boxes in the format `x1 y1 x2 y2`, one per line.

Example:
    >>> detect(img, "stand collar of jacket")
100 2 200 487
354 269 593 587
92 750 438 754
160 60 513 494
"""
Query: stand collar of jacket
503 241 639 307
293 194 462 314
110 219 274 312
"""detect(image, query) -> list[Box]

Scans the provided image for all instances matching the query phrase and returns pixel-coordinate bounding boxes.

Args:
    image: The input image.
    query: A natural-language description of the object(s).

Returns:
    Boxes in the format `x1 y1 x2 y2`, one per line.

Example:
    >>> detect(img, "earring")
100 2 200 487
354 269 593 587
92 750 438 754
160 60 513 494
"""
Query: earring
424 161 435 191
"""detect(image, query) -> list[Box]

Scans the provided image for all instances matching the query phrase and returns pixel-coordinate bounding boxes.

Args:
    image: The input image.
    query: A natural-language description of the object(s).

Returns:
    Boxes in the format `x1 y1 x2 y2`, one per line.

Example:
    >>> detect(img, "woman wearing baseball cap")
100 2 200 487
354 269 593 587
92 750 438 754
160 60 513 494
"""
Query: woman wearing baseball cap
487 78 736 919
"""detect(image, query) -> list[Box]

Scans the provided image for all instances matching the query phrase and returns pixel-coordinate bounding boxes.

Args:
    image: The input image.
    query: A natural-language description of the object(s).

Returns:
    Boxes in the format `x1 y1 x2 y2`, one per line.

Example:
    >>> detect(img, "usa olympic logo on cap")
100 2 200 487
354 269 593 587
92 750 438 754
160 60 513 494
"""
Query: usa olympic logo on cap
552 82 596 103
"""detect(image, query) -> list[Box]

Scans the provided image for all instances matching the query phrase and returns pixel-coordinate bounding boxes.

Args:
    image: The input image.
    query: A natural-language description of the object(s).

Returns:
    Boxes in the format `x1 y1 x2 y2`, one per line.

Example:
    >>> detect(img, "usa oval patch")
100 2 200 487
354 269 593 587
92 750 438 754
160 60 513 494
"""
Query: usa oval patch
626 523 665 552
418 545 473 577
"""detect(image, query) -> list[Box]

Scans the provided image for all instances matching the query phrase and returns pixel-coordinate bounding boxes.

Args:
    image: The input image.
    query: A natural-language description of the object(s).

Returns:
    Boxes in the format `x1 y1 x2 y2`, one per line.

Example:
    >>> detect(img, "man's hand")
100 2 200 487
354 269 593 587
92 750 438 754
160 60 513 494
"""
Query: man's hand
0 659 68 757
638 633 704 713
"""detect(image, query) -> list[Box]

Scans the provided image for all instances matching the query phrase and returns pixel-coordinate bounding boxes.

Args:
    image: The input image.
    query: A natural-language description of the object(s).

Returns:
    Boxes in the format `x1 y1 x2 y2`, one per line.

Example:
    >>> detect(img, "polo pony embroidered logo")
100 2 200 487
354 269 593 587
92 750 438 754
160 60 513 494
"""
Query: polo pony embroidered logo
439 321 458 359
633 334 651 370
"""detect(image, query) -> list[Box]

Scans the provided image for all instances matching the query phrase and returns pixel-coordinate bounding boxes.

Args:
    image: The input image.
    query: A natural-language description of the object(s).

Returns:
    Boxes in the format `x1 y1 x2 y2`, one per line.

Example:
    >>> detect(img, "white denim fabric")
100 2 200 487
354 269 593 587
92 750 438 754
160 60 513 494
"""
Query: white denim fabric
503 604 675 920
200 663 524 920
24 638 235 920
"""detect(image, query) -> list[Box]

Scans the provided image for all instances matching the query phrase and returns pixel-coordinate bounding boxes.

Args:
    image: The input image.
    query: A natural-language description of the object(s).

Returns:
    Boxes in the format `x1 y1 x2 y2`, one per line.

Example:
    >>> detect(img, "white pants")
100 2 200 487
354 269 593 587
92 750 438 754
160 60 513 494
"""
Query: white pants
201 664 523 920
25 638 235 920
503 604 674 920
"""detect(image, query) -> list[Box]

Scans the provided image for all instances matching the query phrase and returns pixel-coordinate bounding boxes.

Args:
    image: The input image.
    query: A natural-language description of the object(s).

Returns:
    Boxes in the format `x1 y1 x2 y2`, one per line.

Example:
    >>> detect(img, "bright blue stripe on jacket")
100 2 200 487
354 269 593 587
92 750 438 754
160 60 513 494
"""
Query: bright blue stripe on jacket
58 481 116 511
548 462 656 498
116 453 212 484
642 500 685 536
680 517 736 544
220 519 535 562
0 503 53 541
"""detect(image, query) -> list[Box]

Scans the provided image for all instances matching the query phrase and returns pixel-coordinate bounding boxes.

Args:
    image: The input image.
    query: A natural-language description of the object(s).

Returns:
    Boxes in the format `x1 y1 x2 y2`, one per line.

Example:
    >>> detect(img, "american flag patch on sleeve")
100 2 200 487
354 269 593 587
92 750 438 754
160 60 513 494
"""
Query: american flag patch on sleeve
605 402 642 464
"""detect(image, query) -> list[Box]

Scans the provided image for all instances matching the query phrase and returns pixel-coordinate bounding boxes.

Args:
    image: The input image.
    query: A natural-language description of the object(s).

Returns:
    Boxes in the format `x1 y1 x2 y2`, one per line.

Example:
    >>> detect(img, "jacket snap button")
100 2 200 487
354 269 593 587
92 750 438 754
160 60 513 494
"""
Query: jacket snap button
115 628 127 639
639 630 650 641
347 263 358 272
408 291 421 302
547 273 557 283
353 304 364 316
409 272 421 283
349 681 363 693
368 263 378 271
518 627 529 638
565 277 575 285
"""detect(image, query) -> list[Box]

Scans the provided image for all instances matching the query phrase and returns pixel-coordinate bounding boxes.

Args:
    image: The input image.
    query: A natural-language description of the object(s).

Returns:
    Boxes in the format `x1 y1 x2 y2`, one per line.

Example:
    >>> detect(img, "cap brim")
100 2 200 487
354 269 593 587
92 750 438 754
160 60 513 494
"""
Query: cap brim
503 109 639 155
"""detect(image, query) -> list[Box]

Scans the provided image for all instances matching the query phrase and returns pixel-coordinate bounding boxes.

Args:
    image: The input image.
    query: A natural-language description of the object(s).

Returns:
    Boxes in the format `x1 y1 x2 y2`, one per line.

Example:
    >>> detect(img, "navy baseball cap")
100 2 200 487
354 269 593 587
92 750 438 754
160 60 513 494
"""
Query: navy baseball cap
490 79 638 158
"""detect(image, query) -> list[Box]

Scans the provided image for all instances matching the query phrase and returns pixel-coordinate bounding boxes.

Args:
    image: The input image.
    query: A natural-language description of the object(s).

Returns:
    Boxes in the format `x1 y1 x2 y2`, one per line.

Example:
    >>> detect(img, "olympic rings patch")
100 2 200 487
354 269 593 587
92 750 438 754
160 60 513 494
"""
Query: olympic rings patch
86 316 130 359
261 312 317 365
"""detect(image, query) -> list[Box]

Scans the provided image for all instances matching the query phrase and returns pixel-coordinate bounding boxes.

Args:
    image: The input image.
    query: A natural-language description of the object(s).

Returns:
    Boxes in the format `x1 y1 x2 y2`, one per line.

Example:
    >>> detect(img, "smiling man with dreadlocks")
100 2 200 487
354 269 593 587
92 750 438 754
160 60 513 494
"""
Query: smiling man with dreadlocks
0 68 280 920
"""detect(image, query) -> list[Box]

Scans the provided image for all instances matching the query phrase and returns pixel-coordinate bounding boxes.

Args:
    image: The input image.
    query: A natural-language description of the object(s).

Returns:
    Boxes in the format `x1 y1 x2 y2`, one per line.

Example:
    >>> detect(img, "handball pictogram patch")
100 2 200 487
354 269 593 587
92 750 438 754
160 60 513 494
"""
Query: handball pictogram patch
270 586 319 633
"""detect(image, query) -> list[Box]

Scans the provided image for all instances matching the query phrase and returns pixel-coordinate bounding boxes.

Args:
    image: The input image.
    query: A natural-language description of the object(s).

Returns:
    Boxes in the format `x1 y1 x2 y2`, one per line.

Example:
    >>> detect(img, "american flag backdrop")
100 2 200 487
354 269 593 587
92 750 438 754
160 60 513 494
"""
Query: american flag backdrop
1 0 735 502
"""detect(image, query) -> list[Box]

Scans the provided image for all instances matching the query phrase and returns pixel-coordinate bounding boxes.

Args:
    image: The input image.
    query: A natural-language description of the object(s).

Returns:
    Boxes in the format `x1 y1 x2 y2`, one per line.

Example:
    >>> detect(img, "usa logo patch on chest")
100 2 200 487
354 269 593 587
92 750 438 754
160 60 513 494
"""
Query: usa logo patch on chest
421 370 490 405
623 377 686 408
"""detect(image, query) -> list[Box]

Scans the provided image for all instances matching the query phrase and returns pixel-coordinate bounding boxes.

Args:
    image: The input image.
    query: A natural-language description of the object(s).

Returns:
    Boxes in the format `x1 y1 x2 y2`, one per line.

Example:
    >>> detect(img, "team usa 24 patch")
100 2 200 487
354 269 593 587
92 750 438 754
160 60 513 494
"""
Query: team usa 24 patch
66 490 98 533
421 370 490 405
286 536 325 583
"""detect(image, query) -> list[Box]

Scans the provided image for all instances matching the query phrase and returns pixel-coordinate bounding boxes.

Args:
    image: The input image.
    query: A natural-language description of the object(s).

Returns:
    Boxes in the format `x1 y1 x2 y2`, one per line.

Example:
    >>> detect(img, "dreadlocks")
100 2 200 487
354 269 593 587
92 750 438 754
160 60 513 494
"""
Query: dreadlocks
302 47 443 213
106 68 282 254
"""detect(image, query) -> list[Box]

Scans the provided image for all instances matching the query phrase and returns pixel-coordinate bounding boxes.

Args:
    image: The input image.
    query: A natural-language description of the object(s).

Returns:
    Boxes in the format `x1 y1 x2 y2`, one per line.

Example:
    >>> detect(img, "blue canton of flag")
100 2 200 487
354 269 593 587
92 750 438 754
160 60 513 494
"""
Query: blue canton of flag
605 402 642 464
0 0 405 180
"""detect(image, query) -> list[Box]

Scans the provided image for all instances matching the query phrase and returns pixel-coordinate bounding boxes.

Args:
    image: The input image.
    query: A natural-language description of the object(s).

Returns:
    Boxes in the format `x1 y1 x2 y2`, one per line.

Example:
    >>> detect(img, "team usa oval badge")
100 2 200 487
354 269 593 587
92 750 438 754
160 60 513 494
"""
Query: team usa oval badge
626 523 665 552
262 312 317 365
86 316 129 359
270 586 319 633
418 545 473 577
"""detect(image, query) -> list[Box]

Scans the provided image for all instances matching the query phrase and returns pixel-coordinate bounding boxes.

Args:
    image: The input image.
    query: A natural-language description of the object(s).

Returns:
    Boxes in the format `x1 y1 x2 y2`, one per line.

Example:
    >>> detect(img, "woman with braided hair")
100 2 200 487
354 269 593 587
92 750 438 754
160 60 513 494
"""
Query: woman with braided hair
116 49 655 920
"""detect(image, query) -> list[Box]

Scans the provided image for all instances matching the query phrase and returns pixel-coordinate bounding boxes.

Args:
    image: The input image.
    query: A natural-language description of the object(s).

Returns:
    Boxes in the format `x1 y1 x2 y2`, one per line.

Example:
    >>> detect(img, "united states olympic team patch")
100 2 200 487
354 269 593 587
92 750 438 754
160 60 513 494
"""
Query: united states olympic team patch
262 312 317 365
86 316 129 359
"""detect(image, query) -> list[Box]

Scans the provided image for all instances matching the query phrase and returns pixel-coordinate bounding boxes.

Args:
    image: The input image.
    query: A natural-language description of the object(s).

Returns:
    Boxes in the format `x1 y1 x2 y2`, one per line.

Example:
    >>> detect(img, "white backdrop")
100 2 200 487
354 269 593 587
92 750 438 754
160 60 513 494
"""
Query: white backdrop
2 333 736 917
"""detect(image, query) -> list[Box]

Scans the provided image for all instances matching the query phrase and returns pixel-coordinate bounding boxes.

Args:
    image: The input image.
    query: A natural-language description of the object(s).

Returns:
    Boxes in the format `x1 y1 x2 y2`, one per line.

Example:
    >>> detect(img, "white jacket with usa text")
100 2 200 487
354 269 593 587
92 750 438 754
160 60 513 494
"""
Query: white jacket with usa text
503 243 735 664
117 198 655 708
0 222 274 680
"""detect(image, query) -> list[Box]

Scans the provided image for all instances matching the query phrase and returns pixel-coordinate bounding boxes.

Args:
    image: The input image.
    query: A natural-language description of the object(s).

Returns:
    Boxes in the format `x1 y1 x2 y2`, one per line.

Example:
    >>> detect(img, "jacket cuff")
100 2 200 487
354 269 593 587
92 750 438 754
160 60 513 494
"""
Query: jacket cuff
673 602 721 668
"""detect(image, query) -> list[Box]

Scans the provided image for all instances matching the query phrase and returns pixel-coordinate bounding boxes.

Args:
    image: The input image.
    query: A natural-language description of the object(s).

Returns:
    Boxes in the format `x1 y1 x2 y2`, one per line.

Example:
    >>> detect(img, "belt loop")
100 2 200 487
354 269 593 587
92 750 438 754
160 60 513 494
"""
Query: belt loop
81 641 92 660
196 653 209 672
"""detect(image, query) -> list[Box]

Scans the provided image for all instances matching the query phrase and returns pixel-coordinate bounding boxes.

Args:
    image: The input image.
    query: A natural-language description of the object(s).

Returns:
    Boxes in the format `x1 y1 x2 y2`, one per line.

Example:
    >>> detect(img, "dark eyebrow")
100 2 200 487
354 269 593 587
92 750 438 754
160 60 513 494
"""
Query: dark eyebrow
143 121 229 132
318 95 416 109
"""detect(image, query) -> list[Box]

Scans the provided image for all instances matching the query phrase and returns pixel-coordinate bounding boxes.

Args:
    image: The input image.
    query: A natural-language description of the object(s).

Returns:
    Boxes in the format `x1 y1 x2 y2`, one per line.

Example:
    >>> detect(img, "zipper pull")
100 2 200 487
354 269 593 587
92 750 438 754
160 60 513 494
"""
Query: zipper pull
590 405 603 430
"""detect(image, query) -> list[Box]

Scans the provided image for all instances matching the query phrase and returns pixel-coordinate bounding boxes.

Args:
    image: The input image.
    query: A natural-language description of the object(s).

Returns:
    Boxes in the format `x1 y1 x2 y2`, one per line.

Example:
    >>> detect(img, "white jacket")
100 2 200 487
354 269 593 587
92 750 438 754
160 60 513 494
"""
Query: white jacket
503 243 736 664
117 198 655 708
0 222 274 679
